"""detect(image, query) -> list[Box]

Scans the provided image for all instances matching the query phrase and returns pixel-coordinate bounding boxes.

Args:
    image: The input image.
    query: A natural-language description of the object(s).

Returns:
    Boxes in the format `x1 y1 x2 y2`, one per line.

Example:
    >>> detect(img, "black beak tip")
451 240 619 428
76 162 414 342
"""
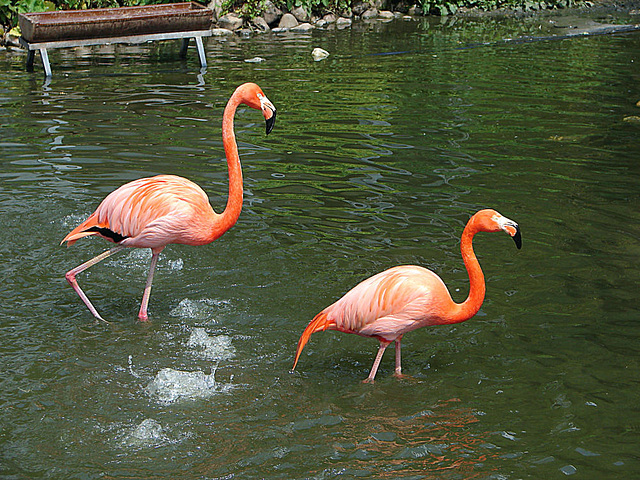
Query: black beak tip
265 110 276 135
513 227 522 250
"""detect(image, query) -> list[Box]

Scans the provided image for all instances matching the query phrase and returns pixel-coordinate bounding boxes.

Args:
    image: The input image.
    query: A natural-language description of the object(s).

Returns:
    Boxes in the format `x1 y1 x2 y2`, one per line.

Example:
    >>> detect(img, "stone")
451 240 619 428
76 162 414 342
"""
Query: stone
361 8 379 19
211 28 235 36
262 0 283 26
251 16 271 32
207 0 224 21
278 13 299 29
352 2 370 16
336 17 352 27
322 13 337 23
291 22 314 32
378 10 395 18
311 47 330 61
218 13 243 30
291 6 310 22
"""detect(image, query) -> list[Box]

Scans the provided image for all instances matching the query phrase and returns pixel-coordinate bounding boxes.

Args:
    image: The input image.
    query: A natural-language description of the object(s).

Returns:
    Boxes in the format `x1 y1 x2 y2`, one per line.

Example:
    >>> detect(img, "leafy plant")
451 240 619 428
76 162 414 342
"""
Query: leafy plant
282 0 349 15
1 0 54 30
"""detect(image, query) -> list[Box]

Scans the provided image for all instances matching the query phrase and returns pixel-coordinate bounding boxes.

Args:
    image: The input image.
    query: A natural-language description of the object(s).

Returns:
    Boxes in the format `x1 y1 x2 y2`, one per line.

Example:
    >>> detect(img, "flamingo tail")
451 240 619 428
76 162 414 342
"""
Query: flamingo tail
292 311 336 371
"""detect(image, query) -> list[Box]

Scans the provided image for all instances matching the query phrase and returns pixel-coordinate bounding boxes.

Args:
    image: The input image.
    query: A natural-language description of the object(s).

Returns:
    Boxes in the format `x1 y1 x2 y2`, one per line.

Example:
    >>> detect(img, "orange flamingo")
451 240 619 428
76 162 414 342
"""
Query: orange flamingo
292 209 521 383
61 82 276 322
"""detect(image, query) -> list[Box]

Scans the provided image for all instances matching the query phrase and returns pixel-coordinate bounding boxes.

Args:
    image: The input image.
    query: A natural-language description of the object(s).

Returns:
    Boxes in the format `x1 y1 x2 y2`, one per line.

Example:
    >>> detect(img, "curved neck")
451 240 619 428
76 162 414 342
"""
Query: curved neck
448 221 486 324
213 93 244 238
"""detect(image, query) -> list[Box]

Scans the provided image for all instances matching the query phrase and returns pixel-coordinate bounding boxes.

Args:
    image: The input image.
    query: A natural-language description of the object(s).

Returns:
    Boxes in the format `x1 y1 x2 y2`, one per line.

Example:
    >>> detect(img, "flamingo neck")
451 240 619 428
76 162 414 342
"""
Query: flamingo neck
211 93 244 240
448 221 486 324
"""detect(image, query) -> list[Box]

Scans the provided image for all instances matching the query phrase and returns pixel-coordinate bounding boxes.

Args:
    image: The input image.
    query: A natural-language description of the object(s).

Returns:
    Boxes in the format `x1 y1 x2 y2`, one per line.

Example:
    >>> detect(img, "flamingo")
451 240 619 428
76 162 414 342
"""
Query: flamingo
292 209 521 383
61 82 276 322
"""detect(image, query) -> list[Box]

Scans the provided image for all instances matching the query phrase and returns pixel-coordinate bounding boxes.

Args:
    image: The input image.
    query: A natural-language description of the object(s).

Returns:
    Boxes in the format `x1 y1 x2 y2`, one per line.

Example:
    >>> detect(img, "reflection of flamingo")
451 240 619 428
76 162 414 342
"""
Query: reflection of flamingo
61 83 276 322
292 209 521 383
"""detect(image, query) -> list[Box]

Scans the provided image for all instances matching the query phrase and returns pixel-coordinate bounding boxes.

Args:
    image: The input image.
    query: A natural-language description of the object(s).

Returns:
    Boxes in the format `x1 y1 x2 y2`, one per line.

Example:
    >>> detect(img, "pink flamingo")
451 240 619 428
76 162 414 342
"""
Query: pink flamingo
292 209 521 383
61 83 276 322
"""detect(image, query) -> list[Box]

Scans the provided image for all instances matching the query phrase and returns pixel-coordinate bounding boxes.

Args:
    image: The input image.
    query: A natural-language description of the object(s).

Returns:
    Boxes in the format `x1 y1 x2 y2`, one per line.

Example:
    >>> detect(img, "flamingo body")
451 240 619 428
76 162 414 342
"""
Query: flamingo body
292 209 521 383
63 175 219 251
61 82 276 322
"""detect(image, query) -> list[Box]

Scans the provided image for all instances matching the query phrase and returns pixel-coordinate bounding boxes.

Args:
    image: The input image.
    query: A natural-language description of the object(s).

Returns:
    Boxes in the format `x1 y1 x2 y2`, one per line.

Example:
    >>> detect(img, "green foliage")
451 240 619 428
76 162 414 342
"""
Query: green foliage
1 0 54 29
217 0 350 16
419 0 572 14
238 0 267 18
282 0 349 15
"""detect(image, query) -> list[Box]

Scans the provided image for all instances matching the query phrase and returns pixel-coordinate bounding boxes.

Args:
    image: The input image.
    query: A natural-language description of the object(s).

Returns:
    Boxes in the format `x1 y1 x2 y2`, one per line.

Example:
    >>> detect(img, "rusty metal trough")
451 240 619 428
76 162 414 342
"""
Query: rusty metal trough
19 2 213 77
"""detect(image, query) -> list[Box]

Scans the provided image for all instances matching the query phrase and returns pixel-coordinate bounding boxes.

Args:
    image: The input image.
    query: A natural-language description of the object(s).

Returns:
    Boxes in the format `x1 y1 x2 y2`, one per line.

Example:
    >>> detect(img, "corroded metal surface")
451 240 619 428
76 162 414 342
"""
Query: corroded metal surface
19 2 211 43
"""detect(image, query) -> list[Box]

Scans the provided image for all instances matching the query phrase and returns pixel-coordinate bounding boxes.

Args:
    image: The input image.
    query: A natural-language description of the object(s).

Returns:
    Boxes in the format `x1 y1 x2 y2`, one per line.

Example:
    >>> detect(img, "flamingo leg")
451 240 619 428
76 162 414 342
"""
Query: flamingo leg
65 245 125 322
394 336 403 377
363 339 391 384
137 250 160 322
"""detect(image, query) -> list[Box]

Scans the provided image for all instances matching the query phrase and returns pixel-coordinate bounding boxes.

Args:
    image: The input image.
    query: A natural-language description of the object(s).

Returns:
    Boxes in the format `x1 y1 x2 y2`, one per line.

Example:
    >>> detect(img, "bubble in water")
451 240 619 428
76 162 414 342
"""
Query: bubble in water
187 328 236 361
117 418 192 450
169 298 229 320
167 258 183 270
146 367 218 404
61 213 87 228
127 418 165 446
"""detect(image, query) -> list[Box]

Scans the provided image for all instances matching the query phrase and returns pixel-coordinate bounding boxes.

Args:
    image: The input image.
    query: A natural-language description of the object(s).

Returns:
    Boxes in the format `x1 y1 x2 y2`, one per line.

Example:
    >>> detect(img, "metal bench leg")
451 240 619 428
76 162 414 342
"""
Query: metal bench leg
179 38 189 58
40 48 52 77
26 49 35 71
194 36 206 68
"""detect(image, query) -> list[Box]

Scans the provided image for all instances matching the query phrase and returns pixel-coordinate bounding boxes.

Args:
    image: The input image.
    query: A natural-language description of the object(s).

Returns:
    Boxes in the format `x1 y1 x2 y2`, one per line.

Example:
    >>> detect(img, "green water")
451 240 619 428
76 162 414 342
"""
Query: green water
1 11 639 479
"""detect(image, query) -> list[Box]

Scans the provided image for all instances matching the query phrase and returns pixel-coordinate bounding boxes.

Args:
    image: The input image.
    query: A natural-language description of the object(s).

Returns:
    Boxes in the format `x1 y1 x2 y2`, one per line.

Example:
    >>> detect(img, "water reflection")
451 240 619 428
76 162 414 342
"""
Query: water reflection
1 10 640 480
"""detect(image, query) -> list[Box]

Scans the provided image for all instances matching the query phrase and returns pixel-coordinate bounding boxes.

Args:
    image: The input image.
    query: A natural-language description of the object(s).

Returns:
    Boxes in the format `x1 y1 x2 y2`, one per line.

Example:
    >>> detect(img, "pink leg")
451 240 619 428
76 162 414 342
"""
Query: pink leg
363 340 391 384
393 336 403 377
65 246 125 322
137 250 160 321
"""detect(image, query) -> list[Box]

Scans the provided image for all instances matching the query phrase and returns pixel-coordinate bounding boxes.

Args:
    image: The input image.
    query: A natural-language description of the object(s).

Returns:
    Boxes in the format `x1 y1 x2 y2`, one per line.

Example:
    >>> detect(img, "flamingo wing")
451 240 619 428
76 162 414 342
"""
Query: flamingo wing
62 175 214 249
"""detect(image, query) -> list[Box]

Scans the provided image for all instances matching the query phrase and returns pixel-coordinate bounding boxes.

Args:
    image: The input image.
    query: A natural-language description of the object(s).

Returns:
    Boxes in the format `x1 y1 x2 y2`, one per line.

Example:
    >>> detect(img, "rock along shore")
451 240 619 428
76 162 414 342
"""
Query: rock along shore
208 0 640 39
1 0 639 49
210 0 406 38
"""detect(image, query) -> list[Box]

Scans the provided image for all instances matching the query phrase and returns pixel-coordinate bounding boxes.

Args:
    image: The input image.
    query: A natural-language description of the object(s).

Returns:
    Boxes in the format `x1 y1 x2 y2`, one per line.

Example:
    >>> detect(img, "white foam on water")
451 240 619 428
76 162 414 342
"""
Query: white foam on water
107 248 151 270
123 418 167 448
166 257 183 270
169 298 230 320
115 418 193 450
61 213 88 228
146 367 218 404
187 328 236 361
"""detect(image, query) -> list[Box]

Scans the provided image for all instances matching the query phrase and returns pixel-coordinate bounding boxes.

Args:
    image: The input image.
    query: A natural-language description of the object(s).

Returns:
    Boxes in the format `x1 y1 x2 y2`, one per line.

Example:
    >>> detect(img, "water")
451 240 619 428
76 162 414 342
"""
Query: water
1 10 639 479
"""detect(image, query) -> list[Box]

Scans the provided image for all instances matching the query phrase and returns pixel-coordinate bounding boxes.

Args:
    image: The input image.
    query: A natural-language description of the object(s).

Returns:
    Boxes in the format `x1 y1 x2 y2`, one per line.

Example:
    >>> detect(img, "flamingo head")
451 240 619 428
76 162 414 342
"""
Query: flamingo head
474 209 522 249
236 82 277 135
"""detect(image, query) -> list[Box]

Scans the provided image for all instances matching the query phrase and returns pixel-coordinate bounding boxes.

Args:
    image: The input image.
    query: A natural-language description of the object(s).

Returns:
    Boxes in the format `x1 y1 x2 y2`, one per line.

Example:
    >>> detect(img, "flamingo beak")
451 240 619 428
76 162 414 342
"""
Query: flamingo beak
259 95 276 135
504 223 522 249
511 225 522 249
265 106 276 135
497 215 522 249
